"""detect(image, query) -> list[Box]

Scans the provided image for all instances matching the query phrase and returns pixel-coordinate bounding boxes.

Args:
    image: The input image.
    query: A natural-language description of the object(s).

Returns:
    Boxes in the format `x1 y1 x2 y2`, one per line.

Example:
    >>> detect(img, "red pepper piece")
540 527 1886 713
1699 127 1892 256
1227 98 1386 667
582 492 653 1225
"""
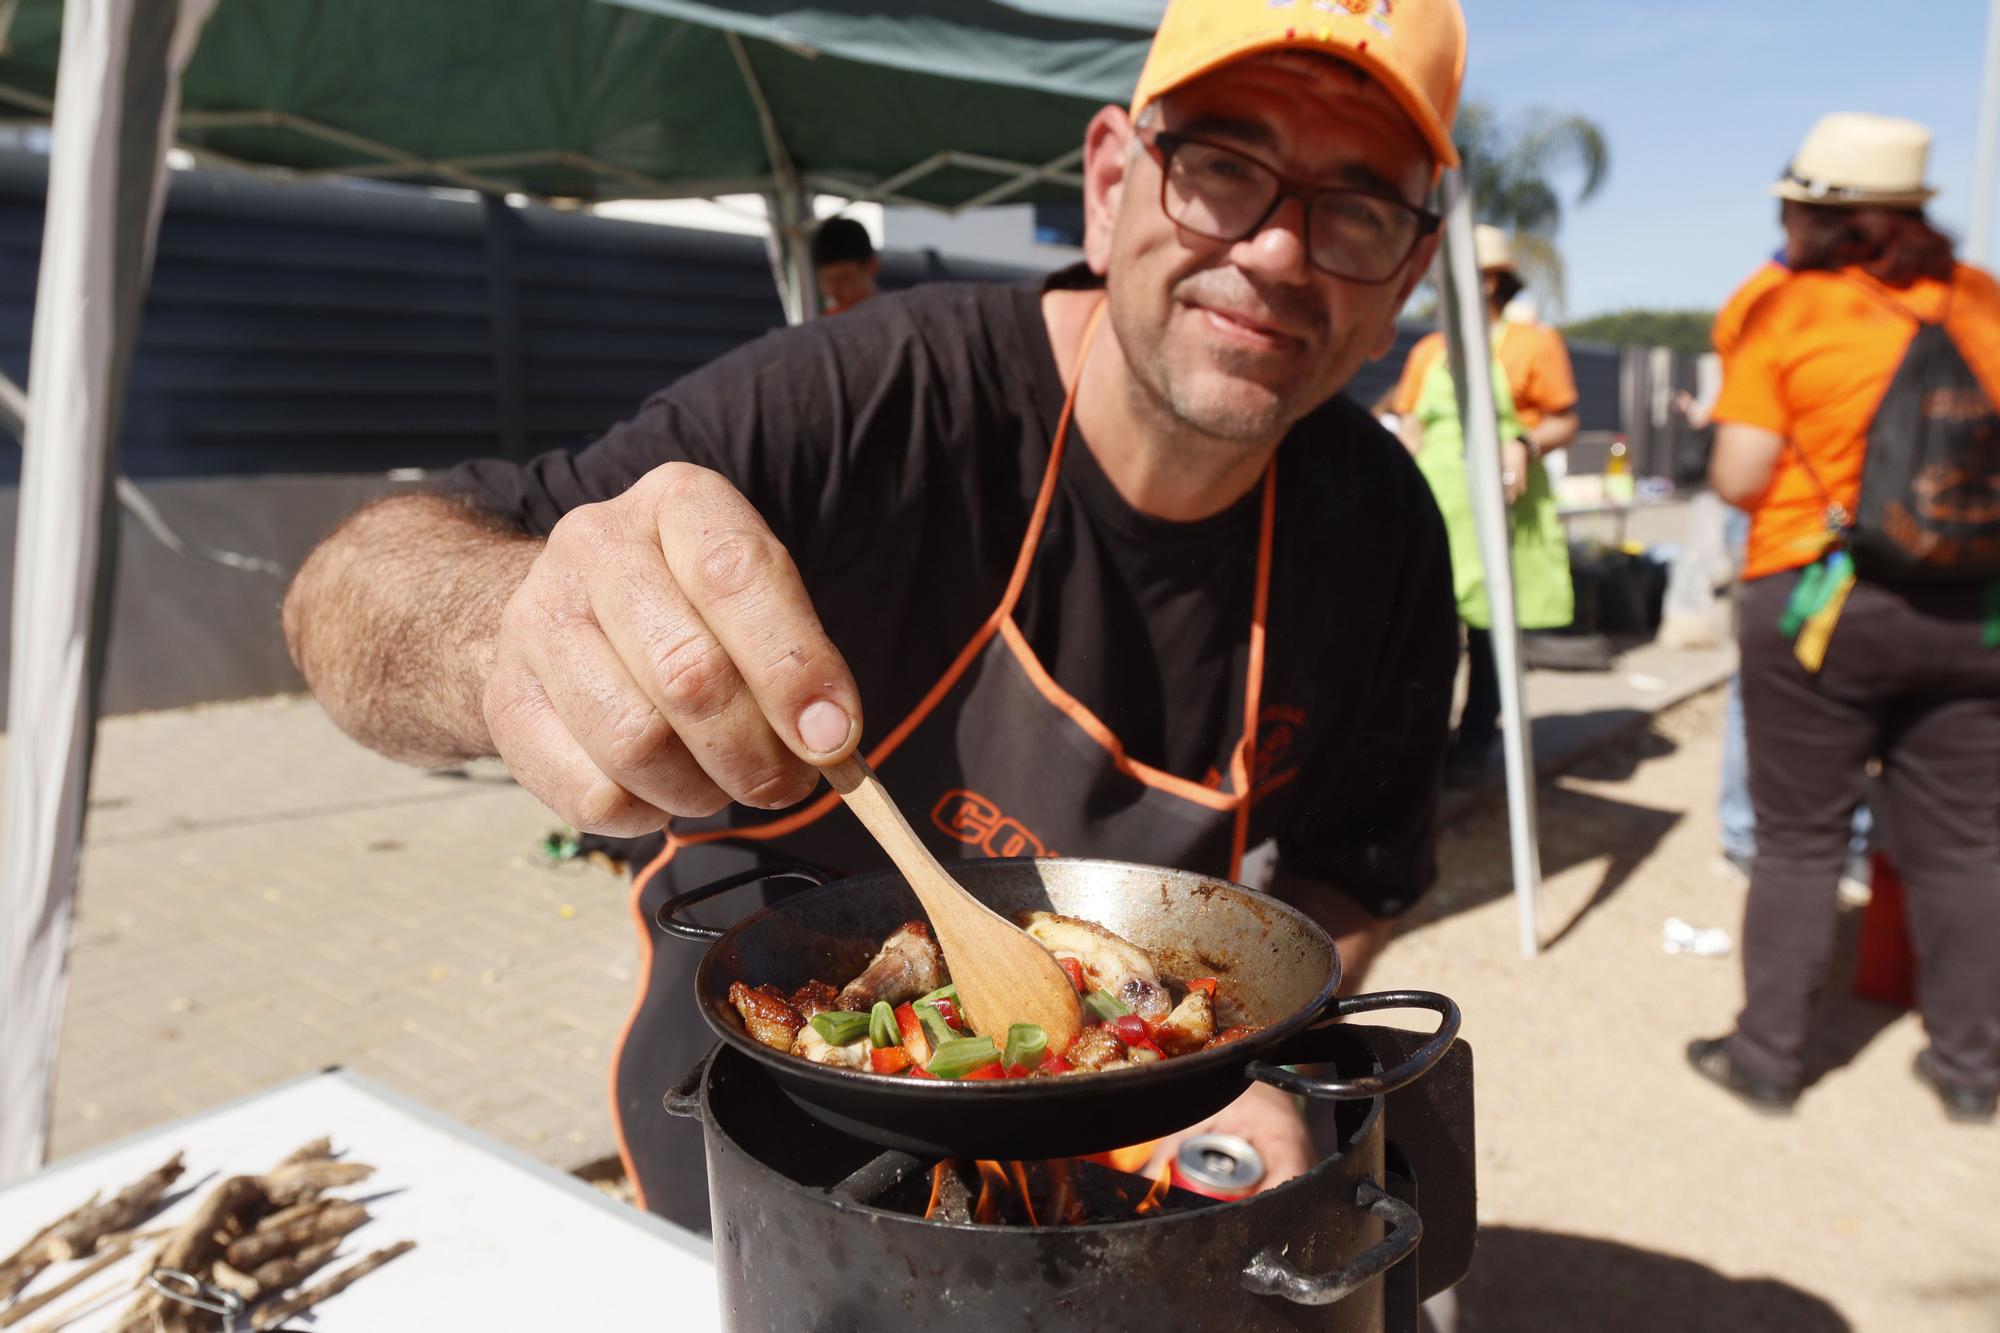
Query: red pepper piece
894 1003 931 1065
1039 1050 1073 1075
1187 977 1219 999
1113 1014 1154 1047
1058 958 1087 994
905 1062 939 1079
869 1046 914 1075
934 998 962 1030
1130 1037 1167 1060
959 1062 1007 1081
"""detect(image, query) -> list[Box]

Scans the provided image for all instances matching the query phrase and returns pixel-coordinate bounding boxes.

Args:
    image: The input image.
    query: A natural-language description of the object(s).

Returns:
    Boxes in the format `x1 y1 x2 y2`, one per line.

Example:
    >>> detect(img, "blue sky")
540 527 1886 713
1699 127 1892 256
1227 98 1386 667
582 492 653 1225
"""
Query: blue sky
1464 0 1997 319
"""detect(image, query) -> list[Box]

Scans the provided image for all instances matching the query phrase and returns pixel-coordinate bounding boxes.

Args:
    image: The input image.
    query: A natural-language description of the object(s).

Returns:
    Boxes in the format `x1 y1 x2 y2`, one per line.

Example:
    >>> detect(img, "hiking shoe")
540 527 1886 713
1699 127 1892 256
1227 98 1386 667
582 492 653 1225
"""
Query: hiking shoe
1686 1036 1797 1114
1914 1051 1997 1124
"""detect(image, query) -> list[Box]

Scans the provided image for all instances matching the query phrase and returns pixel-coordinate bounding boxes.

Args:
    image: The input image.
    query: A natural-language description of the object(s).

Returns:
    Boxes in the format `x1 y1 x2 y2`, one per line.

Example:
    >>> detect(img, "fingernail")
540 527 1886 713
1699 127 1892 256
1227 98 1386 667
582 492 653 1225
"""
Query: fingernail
797 700 854 756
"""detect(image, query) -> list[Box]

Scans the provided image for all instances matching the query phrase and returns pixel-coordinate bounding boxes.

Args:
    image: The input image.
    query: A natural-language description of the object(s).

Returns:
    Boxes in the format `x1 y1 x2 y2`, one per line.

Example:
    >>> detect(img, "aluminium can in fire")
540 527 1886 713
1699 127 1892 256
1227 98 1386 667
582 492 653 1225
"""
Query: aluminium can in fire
1170 1133 1265 1200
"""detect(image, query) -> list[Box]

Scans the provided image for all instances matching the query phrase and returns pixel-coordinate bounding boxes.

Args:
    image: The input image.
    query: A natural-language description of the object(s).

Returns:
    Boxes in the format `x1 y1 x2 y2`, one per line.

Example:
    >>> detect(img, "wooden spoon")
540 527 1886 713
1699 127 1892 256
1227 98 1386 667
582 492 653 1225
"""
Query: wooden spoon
822 755 1082 1054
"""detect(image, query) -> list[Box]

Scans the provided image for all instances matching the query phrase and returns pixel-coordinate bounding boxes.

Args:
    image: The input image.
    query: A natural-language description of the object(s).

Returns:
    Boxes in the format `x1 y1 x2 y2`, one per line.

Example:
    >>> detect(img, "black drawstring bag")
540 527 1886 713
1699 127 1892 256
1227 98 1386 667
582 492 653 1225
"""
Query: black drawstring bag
1844 297 2000 580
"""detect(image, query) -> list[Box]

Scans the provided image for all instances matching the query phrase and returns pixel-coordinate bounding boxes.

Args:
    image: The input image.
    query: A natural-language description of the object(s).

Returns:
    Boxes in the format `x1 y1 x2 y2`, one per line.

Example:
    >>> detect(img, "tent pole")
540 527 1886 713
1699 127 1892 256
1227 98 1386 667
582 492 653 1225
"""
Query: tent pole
1436 169 1544 959
0 0 216 1181
725 31 816 324
1970 0 2000 264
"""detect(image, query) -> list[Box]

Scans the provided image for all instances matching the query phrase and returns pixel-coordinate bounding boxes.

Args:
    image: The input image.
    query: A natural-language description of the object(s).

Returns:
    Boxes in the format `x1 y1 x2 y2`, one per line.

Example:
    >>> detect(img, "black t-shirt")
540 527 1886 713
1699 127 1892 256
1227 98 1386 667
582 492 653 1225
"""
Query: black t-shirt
446 273 1457 915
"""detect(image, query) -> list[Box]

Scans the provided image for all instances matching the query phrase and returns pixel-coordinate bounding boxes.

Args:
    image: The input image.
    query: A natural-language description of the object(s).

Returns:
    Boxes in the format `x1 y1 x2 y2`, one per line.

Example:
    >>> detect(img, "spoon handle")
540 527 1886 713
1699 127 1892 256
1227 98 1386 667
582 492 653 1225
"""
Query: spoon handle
820 755 973 911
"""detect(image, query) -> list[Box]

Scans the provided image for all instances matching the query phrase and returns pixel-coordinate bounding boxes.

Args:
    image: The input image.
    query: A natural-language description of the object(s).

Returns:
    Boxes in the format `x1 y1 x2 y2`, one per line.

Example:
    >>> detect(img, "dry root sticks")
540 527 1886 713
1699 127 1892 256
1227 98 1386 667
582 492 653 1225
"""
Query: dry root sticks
3 1138 412 1333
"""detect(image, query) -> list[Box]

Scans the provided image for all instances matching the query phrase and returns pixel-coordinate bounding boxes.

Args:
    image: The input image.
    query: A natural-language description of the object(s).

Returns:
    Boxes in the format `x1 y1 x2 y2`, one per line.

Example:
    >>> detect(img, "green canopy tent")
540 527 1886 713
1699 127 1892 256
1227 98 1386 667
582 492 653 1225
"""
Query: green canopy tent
0 0 1158 320
0 0 1541 1181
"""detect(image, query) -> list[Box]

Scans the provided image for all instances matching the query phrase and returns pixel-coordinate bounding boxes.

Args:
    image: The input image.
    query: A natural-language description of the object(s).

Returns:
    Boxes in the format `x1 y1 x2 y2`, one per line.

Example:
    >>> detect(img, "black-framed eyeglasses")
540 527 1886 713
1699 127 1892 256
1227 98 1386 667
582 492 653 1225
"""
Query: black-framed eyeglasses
1143 131 1440 285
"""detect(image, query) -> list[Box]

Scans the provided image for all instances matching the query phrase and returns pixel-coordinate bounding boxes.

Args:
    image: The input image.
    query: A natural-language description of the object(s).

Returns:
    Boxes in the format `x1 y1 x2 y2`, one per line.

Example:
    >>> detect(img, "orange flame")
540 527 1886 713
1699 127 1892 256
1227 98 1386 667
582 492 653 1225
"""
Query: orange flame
1088 1139 1162 1175
973 1160 1011 1225
1044 1157 1083 1227
923 1161 952 1221
1008 1161 1040 1228
1133 1159 1174 1216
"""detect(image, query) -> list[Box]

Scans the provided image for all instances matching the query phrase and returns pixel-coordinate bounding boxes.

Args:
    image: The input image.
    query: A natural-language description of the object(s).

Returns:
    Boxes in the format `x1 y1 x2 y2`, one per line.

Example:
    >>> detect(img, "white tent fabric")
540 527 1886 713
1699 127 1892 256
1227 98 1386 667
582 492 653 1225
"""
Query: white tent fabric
0 0 217 1181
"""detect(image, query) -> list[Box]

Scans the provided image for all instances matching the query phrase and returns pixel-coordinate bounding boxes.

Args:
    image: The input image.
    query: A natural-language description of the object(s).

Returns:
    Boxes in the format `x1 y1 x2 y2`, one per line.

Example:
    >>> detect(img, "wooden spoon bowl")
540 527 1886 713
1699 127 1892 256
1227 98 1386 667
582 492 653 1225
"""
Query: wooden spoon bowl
822 755 1083 1054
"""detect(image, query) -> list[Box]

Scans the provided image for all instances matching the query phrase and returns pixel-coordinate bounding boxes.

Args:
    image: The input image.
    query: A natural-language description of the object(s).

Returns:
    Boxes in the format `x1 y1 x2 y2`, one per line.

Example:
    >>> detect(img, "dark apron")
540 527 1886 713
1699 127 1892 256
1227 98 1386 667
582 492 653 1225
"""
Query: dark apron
611 305 1280 1226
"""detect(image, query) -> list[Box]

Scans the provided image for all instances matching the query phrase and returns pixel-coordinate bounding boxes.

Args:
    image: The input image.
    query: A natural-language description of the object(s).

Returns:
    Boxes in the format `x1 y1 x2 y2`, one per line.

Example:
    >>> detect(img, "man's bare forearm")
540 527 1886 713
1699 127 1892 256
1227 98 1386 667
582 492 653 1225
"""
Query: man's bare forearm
282 492 542 767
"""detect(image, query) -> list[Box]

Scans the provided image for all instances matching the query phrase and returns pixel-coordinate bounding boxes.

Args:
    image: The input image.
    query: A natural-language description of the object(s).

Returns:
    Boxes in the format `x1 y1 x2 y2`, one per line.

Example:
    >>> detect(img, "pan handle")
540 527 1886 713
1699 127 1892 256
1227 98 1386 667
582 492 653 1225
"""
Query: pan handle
1240 1180 1421 1306
1245 989 1460 1100
654 862 830 942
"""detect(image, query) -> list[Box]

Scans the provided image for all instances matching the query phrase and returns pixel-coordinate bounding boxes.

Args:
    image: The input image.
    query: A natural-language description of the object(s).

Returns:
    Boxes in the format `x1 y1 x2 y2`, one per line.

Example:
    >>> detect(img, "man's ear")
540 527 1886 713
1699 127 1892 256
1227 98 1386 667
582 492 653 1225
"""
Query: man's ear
1082 104 1135 278
1370 231 1441 360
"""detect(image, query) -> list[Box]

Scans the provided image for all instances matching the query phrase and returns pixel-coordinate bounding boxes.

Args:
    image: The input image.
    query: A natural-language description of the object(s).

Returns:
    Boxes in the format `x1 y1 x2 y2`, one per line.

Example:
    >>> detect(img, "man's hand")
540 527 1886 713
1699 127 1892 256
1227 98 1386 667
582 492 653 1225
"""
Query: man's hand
1500 436 1530 505
483 462 862 837
1140 1083 1313 1194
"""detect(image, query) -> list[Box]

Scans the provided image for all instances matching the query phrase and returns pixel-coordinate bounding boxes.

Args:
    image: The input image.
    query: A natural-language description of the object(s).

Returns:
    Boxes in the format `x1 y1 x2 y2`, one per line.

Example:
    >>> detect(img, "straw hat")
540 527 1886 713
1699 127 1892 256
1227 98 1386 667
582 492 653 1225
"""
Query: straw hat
1473 224 1515 273
1771 113 1939 207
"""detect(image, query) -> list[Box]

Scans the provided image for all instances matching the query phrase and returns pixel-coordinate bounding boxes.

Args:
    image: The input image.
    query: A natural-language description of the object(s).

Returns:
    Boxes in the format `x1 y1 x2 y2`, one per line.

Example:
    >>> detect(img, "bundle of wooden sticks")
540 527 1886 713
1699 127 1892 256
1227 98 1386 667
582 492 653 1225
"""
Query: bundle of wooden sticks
0 1138 413 1332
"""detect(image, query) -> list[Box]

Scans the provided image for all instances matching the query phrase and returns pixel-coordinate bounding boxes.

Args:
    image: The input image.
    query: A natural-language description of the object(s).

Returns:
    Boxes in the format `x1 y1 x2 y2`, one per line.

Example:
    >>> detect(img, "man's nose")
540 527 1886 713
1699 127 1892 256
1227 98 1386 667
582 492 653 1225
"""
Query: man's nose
1228 194 1314 285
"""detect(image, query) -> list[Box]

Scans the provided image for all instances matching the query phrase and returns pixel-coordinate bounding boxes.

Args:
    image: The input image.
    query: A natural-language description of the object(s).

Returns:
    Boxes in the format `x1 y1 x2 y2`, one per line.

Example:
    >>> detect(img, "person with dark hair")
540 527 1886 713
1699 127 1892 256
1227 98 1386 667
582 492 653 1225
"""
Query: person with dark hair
1692 113 2000 1123
1389 224 1579 785
810 215 880 315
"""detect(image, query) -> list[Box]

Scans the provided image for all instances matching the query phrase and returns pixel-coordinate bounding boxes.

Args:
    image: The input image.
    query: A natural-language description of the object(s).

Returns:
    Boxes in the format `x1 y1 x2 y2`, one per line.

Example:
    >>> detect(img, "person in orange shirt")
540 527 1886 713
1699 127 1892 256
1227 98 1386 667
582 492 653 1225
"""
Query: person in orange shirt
1391 225 1580 785
1692 114 2000 1123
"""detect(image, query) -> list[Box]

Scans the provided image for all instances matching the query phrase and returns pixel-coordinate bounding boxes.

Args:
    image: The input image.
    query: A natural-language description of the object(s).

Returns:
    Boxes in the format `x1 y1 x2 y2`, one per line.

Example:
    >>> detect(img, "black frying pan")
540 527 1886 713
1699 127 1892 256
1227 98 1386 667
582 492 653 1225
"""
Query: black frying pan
656 857 1459 1159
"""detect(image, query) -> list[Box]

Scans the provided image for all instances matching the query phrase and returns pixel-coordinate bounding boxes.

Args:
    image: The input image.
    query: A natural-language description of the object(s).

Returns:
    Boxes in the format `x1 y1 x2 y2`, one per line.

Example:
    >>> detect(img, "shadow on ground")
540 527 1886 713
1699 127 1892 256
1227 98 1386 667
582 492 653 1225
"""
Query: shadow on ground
1456 1227 1851 1332
1415 719 1687 945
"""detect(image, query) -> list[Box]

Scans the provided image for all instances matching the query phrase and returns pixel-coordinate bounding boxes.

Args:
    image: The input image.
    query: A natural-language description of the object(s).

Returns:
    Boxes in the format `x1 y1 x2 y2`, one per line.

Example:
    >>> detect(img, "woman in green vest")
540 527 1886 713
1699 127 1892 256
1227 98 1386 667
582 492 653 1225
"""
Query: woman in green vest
1390 226 1578 786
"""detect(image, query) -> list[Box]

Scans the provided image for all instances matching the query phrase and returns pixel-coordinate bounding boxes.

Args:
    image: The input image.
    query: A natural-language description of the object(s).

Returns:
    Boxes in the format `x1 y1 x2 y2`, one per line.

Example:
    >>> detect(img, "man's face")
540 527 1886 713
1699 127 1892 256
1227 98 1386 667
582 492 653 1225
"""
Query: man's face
818 258 880 312
1082 54 1437 445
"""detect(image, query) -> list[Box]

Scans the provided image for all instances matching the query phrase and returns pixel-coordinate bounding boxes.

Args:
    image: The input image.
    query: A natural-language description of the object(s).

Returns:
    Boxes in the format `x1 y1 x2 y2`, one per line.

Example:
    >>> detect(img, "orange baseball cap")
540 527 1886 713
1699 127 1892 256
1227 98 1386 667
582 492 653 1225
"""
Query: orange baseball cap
1131 0 1467 169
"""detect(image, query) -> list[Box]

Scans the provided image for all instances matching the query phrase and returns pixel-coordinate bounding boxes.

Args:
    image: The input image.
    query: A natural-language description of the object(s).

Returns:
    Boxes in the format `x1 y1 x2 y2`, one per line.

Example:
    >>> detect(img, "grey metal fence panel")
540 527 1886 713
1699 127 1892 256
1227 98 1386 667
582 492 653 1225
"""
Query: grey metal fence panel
0 149 1634 484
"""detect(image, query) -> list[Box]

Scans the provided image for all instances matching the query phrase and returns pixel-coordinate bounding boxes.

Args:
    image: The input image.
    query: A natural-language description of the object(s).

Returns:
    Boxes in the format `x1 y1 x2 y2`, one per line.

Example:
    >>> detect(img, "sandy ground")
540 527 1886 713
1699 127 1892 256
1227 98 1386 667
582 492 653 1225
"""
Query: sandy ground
1364 687 1999 1333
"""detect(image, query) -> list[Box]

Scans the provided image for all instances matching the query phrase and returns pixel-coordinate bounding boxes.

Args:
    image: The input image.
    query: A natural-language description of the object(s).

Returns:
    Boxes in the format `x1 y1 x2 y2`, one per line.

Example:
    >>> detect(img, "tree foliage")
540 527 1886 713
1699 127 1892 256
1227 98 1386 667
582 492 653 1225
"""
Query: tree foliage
1561 309 1719 357
1453 102 1610 317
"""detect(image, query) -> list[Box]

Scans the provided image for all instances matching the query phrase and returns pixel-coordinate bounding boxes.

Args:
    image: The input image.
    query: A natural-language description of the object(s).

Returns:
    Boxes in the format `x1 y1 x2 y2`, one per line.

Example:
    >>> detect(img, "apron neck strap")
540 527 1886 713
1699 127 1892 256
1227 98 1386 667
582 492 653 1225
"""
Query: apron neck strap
1000 300 1106 612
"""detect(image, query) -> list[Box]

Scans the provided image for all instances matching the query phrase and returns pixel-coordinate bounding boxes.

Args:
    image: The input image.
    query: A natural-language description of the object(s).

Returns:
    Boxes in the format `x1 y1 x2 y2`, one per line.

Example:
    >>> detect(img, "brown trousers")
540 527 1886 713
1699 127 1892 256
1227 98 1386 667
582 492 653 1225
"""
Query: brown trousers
1735 569 2000 1091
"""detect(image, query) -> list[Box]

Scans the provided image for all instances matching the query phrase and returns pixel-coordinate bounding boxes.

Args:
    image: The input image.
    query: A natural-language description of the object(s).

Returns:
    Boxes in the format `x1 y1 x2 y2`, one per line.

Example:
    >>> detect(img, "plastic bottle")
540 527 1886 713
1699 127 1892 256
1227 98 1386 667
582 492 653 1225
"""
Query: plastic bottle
1605 435 1635 503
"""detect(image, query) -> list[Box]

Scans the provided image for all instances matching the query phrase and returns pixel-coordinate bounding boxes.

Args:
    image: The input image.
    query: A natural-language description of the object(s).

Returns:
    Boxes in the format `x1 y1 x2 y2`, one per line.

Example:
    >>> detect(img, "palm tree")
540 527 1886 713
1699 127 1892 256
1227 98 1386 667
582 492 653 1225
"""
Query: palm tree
1453 102 1610 317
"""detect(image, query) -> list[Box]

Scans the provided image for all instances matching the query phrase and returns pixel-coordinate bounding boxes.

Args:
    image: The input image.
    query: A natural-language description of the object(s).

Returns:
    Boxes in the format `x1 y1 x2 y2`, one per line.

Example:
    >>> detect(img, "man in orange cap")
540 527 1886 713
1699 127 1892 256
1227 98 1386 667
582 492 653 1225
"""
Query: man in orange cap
283 0 1470 1223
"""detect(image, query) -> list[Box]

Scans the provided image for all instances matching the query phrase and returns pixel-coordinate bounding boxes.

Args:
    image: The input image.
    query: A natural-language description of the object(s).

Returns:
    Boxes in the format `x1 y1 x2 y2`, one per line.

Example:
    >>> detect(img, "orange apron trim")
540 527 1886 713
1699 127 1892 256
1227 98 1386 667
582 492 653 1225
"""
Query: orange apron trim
612 299 1281 1203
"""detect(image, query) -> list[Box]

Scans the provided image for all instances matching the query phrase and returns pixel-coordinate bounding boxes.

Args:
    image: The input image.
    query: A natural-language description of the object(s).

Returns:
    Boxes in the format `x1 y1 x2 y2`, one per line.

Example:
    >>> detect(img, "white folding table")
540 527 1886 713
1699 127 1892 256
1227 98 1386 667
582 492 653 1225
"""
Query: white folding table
0 1070 721 1330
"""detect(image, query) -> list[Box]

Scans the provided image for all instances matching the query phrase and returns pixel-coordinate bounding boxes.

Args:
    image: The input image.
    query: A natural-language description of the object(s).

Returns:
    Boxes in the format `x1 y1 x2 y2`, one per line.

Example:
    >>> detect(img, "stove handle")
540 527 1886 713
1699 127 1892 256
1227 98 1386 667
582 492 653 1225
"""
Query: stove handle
662 1050 712 1121
1245 989 1461 1100
1241 1181 1421 1306
654 862 830 942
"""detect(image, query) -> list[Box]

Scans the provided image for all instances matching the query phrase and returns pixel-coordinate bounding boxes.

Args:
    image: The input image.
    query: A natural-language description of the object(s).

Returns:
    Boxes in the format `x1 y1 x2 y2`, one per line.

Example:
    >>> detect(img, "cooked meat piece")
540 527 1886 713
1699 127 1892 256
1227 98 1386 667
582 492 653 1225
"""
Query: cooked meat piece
1204 1025 1263 1050
1154 988 1215 1056
1021 912 1170 1020
1116 975 1173 1023
836 921 946 1011
789 980 840 1020
1064 1025 1131 1072
792 1023 870 1069
728 982 803 1052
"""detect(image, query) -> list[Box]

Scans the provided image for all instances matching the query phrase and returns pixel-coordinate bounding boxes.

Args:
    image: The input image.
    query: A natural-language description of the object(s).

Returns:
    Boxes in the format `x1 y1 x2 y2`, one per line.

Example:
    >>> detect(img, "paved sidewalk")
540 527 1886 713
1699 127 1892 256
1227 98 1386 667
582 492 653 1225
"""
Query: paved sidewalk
43 699 639 1170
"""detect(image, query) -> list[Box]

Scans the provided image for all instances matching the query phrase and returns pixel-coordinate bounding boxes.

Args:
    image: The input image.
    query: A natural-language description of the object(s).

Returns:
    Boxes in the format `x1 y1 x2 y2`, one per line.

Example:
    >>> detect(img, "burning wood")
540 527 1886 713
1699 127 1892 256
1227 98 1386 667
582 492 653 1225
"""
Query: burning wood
909 1154 1206 1228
